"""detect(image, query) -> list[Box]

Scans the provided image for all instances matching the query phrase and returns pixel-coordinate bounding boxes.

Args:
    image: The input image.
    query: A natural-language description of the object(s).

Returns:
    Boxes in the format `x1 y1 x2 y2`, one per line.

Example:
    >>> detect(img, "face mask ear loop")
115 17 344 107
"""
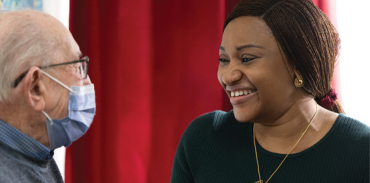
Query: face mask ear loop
40 70 76 94
42 111 54 125
42 111 56 150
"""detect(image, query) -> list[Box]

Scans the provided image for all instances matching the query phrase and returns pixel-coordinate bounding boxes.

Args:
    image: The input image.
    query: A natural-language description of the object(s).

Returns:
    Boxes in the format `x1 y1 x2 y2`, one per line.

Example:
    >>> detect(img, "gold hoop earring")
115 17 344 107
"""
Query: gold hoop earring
294 76 304 87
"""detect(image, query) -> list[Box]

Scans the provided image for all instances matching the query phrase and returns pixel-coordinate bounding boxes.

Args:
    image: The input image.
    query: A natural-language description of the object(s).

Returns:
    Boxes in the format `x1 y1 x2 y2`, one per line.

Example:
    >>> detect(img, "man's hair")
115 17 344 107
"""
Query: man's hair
224 0 343 113
0 11 67 102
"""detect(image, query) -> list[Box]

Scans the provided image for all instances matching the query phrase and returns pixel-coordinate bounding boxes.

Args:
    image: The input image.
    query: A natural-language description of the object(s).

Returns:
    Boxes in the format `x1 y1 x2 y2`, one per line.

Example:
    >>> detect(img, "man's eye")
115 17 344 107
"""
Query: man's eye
218 58 229 62
242 58 255 63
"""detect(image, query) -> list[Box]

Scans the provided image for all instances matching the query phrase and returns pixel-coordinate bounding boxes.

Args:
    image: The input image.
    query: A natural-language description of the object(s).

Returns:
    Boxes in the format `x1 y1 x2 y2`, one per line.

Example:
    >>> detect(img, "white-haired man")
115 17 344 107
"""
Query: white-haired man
0 11 96 183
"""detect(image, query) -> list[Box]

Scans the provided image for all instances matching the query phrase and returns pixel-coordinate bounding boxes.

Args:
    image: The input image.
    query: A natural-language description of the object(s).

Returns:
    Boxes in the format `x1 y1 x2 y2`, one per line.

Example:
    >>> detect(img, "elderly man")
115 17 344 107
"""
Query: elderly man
0 11 96 182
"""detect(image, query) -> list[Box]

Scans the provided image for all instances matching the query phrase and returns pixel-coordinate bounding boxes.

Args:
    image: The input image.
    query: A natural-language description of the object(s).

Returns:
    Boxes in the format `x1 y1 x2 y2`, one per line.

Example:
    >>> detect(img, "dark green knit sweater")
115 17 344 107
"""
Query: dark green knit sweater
171 111 370 183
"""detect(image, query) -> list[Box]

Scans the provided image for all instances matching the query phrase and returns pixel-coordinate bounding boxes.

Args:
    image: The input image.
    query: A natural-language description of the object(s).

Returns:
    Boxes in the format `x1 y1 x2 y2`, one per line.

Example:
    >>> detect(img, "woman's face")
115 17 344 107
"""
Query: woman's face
218 16 298 123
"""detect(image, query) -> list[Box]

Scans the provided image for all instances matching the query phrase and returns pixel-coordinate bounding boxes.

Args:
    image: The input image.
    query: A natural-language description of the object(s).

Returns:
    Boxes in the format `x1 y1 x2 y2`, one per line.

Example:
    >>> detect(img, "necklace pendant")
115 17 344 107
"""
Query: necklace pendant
254 180 263 183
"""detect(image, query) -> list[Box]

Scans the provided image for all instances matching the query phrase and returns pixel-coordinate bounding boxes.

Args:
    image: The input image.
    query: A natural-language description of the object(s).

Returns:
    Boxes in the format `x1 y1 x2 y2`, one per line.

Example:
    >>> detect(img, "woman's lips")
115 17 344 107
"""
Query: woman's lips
229 91 257 105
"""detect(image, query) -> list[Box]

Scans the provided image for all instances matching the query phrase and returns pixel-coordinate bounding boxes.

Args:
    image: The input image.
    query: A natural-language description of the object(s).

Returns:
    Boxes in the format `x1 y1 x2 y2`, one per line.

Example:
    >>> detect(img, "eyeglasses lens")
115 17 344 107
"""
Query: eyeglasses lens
79 62 85 79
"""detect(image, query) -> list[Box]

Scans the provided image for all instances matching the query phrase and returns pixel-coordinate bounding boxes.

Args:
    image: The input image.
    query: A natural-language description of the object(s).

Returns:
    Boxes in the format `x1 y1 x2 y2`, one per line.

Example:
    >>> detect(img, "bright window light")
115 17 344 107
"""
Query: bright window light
337 1 370 125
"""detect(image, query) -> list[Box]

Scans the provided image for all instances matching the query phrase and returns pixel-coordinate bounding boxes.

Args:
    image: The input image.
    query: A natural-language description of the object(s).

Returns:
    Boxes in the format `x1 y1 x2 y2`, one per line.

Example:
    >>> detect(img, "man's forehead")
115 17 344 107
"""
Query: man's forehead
0 11 79 59
0 11 47 29
0 10 9 23
1 11 55 25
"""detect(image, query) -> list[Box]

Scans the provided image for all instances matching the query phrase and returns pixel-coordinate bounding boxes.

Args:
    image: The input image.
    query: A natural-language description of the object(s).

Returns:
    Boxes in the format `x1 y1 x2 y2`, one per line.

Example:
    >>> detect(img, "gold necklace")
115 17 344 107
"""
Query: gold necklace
253 102 318 183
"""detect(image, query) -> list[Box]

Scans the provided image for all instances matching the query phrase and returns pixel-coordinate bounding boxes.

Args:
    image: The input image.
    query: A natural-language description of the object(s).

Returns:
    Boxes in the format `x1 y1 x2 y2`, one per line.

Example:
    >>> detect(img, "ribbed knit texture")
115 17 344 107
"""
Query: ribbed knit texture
0 140 63 183
171 111 370 183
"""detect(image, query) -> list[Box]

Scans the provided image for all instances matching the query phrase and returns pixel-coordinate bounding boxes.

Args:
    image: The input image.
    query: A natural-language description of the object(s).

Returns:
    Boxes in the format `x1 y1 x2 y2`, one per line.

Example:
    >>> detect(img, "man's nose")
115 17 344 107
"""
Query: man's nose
83 75 92 85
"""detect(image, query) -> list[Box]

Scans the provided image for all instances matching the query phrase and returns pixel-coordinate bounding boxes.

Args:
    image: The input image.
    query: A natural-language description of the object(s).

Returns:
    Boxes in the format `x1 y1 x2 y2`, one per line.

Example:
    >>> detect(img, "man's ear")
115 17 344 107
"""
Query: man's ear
23 67 46 111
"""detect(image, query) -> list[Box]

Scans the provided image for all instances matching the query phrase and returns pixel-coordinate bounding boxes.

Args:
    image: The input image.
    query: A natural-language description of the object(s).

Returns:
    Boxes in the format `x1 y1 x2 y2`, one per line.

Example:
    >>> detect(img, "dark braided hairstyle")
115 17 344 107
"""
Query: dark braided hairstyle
224 0 344 113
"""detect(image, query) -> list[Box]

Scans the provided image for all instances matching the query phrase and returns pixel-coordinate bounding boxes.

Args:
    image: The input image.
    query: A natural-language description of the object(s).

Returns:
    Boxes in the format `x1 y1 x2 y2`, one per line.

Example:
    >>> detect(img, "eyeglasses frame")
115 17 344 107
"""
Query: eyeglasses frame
12 56 89 88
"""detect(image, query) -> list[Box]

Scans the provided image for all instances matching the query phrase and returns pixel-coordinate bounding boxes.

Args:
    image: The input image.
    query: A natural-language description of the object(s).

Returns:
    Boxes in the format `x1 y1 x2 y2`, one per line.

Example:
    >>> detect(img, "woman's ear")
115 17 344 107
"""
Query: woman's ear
23 67 46 111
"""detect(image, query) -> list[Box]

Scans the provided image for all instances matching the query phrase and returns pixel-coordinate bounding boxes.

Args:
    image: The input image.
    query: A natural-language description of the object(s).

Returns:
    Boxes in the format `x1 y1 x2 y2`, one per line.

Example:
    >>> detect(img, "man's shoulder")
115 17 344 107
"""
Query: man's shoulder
0 142 24 163
0 144 30 182
0 143 63 183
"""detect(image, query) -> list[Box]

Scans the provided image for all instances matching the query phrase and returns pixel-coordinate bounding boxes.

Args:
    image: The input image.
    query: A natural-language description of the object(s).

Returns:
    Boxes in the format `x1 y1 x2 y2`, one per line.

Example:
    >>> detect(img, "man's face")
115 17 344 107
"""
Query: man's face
0 11 92 148
42 33 90 120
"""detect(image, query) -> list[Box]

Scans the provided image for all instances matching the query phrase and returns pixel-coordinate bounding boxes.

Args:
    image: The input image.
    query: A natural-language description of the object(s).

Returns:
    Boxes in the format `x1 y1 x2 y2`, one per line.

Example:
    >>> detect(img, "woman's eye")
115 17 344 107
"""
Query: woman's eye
218 58 229 62
242 58 255 63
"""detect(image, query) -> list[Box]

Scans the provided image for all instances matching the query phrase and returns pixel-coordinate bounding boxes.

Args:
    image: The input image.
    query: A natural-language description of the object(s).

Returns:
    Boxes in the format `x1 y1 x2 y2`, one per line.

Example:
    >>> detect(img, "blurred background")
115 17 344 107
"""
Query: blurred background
1 0 369 182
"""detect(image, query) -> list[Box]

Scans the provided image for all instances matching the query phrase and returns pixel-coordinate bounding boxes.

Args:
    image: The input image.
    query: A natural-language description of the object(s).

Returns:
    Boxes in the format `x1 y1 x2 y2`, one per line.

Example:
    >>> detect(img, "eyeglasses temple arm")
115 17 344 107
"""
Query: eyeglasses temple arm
12 70 29 88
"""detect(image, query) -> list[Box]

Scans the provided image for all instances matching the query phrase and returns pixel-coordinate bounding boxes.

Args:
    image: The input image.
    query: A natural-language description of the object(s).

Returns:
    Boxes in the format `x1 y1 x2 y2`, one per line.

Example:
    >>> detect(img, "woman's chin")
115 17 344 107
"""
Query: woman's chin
233 108 254 123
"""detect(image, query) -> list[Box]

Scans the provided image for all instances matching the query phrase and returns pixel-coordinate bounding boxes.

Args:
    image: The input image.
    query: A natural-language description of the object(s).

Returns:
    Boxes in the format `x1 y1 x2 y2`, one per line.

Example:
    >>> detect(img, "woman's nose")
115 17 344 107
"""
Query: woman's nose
222 68 242 85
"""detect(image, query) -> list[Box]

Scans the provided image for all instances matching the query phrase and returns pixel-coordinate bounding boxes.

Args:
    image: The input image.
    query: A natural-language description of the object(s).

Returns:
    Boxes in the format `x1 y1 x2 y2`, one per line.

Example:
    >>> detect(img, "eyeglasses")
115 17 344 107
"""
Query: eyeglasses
12 56 89 88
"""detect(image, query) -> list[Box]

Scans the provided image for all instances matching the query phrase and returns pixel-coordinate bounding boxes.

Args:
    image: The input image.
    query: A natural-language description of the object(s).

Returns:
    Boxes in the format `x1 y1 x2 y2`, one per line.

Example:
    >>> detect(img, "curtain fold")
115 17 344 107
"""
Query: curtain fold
66 0 225 182
66 0 340 182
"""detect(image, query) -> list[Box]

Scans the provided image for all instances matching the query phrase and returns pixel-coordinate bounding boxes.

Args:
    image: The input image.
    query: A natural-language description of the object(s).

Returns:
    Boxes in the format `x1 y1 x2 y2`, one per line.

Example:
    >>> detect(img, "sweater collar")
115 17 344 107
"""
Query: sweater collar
0 120 53 160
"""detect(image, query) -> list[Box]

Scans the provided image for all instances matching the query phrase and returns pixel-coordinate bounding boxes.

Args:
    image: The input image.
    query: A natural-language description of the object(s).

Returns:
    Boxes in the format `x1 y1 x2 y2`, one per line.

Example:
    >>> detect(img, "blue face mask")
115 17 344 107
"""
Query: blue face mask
40 71 96 150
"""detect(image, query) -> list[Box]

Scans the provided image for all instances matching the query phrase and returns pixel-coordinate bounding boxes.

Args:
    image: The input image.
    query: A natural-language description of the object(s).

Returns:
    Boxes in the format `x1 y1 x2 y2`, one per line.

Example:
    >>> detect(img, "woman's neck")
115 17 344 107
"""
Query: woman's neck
253 99 337 154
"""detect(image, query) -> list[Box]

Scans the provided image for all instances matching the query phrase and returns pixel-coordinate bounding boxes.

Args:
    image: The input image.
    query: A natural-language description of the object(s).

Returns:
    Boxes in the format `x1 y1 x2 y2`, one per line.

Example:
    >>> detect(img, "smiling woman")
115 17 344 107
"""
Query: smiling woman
171 0 370 183
219 16 302 123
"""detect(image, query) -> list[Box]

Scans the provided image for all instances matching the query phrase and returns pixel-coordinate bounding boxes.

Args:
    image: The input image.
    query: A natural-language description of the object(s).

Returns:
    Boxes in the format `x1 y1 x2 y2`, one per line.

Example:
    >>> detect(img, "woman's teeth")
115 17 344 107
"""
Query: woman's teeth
231 90 256 97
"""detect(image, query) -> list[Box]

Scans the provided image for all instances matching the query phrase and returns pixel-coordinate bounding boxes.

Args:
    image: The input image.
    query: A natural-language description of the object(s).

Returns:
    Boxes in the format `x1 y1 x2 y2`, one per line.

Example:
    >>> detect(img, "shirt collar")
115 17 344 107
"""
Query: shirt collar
0 120 53 160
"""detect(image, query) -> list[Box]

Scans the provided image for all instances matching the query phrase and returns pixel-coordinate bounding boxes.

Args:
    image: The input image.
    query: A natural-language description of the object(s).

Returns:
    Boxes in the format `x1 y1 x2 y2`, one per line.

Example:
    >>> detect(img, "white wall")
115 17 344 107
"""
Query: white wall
43 0 70 29
337 1 370 125
42 0 70 180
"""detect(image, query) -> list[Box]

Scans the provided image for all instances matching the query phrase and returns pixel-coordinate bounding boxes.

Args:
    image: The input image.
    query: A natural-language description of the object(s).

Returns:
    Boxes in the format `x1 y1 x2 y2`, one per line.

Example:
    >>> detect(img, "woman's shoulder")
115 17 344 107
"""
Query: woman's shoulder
179 110 248 149
329 113 370 153
176 110 241 159
182 110 234 138
335 113 370 138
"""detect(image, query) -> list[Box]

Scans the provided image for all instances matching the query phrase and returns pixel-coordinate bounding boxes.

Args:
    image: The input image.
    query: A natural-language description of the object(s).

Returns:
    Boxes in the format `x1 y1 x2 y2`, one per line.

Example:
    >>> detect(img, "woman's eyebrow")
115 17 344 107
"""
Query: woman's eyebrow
219 44 265 51
236 44 265 51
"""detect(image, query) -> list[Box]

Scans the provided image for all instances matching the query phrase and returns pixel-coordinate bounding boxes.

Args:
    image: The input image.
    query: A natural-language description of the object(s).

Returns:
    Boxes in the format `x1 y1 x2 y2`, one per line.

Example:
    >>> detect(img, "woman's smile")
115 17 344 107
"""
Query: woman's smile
230 91 257 105
227 88 257 105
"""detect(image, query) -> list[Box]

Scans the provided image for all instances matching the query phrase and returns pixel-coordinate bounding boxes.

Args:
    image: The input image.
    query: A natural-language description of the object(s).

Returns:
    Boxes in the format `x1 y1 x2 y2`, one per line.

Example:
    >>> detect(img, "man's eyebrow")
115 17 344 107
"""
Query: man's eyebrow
219 44 265 51
78 52 83 59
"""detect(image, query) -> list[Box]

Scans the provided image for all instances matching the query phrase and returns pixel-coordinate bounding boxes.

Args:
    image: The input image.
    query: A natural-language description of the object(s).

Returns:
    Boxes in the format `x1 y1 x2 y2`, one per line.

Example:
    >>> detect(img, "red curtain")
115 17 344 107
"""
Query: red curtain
66 0 226 182
65 0 340 183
